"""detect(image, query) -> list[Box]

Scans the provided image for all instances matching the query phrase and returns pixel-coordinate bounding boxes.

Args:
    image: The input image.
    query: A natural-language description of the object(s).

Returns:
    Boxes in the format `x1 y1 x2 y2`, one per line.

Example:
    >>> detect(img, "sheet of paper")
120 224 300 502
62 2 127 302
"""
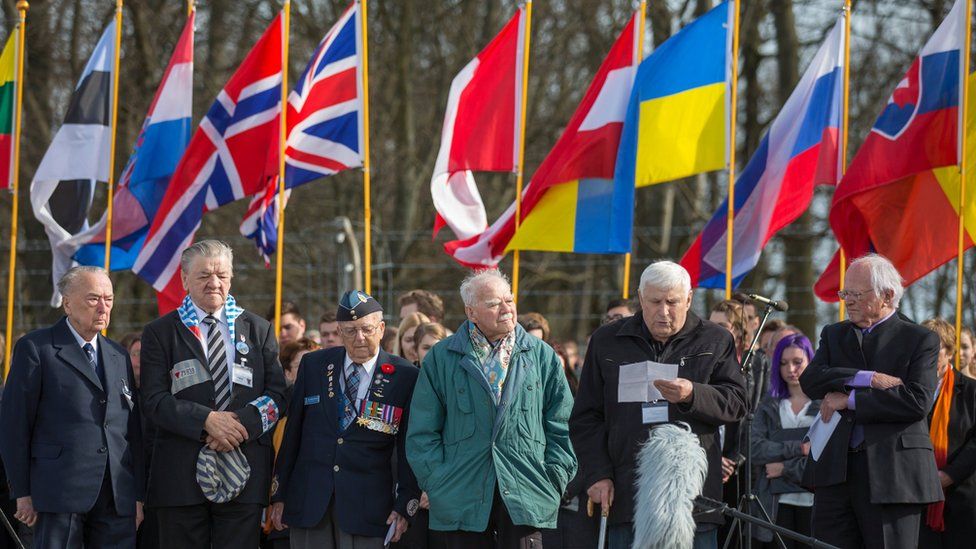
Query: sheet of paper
618 361 679 402
383 519 397 546
805 411 841 461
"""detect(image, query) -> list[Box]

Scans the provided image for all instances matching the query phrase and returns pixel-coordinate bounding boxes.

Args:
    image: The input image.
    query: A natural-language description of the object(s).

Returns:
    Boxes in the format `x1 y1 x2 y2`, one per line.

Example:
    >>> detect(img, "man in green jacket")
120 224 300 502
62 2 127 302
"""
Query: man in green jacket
406 269 577 548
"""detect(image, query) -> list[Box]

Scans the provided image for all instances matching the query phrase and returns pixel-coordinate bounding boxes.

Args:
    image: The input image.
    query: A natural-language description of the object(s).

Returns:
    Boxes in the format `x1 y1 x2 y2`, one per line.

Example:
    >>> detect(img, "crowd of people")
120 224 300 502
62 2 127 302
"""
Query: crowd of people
0 239 974 549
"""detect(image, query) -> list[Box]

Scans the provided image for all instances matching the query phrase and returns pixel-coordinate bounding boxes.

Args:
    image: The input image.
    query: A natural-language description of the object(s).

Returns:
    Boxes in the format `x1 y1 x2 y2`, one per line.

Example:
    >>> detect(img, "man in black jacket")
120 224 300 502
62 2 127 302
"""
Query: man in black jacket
570 260 747 549
141 240 286 548
800 253 942 549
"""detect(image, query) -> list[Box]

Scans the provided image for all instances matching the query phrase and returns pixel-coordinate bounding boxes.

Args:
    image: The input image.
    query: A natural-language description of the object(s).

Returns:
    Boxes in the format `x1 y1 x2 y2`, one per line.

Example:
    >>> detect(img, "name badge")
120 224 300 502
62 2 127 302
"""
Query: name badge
642 401 669 425
304 395 321 406
233 364 254 388
170 358 211 394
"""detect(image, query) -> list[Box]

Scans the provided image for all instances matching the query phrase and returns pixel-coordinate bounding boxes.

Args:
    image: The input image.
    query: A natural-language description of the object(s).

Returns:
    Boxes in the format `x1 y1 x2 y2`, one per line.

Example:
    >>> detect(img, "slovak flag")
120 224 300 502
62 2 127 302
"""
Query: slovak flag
134 14 283 313
241 2 363 260
680 14 846 288
814 0 965 300
445 11 640 266
429 8 526 240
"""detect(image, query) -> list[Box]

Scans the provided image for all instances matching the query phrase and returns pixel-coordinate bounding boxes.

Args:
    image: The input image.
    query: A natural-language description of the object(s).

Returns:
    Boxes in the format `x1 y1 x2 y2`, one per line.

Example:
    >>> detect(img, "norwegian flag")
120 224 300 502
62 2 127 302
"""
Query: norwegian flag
240 2 363 260
133 14 283 313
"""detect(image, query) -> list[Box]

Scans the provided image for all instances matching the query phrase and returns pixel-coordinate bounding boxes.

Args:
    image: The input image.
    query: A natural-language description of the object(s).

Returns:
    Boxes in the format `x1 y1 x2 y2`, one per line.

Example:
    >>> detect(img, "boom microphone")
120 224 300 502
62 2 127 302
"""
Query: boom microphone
748 294 789 312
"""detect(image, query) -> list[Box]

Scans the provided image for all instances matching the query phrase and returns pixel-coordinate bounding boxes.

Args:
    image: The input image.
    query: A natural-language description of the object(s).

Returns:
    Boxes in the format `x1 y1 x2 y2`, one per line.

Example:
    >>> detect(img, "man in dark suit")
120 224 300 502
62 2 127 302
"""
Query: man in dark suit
140 239 286 548
270 290 421 549
0 266 144 547
800 253 942 549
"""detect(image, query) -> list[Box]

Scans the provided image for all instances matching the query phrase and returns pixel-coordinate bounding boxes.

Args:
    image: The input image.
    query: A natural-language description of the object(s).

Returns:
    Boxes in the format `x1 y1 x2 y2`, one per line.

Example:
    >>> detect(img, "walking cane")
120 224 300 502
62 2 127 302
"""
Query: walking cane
587 498 610 548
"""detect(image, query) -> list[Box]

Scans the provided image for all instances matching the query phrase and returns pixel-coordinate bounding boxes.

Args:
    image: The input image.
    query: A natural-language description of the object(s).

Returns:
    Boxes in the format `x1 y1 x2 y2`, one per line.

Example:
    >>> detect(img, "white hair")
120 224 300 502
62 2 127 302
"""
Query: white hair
57 266 109 297
180 239 234 273
639 261 692 294
850 253 904 307
459 268 511 307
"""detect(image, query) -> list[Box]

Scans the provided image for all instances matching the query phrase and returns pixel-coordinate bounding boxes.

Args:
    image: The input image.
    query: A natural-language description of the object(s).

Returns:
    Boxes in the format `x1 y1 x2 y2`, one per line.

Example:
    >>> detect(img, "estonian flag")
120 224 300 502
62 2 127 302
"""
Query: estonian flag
30 20 115 306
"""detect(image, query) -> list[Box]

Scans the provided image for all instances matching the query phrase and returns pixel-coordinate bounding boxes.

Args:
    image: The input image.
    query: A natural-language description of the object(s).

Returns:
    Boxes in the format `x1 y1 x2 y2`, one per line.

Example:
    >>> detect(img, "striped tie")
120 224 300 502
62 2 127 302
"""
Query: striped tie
202 315 231 411
342 363 362 430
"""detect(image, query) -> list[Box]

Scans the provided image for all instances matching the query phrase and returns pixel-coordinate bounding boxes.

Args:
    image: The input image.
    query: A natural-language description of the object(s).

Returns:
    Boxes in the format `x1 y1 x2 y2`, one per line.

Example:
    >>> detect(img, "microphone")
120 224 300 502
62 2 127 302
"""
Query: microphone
748 294 789 312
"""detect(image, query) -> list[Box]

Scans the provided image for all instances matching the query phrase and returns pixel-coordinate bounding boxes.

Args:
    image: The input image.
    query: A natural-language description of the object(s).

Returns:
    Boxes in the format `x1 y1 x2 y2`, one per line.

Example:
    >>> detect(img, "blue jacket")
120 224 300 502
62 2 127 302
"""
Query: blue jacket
0 317 144 515
272 347 421 536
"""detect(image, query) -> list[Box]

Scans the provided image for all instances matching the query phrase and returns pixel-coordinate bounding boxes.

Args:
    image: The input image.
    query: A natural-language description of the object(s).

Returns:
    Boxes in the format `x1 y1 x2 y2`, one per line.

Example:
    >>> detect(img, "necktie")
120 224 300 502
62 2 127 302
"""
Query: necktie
202 315 231 411
342 363 362 430
83 342 104 387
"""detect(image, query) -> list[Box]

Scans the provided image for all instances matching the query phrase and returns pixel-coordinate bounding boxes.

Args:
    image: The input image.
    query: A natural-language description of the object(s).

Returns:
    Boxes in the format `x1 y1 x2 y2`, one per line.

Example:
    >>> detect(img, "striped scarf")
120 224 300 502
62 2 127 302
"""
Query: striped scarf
926 367 954 532
178 294 244 344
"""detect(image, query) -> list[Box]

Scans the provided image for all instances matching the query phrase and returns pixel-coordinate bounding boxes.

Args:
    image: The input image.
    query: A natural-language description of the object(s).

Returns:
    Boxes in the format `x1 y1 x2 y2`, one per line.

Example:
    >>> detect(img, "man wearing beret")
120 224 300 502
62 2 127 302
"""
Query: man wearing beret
270 290 421 548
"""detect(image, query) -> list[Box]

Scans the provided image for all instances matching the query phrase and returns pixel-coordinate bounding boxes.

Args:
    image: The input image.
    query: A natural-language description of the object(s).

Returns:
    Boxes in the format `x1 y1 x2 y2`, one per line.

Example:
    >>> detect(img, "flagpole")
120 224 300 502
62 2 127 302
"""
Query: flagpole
838 0 852 322
4 1 28 380
724 0 741 299
187 0 194 17
273 0 290 336
955 0 972 370
360 0 373 294
621 0 646 301
511 1 532 302
103 0 123 273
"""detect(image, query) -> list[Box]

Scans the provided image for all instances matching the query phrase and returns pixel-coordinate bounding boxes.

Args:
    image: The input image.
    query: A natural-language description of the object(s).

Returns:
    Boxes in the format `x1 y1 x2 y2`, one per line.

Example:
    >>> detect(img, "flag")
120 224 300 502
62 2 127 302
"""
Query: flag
30 20 115 306
814 0 967 300
430 8 525 240
63 13 194 272
242 2 363 260
0 31 17 190
444 11 640 267
615 1 731 191
134 14 283 313
681 15 845 288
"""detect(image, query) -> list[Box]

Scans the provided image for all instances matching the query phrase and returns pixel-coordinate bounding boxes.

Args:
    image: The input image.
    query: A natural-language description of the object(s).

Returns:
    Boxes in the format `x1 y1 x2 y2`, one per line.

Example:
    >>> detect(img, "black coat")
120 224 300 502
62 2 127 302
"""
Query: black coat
140 308 286 507
272 347 421 537
799 314 943 504
569 312 747 526
0 317 144 514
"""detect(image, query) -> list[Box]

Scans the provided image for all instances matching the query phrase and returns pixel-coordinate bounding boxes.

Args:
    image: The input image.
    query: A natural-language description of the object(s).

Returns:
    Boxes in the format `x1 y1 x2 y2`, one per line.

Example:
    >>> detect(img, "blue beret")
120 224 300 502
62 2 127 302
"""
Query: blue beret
337 290 383 321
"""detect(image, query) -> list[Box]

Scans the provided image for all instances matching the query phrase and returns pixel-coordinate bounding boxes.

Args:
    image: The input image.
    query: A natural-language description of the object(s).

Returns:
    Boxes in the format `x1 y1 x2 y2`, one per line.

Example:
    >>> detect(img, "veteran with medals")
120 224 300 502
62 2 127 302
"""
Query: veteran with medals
270 291 421 548
140 240 286 548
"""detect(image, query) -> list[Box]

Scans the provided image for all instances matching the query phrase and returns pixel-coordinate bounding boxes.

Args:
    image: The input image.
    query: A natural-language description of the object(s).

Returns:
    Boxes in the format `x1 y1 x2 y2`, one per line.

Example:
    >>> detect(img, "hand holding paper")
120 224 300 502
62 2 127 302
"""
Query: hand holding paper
618 361 679 402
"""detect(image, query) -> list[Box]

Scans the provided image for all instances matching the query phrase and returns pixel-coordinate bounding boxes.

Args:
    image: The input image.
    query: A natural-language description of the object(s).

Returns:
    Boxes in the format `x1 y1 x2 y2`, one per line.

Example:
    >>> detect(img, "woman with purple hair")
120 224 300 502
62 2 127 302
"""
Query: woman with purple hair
750 333 821 548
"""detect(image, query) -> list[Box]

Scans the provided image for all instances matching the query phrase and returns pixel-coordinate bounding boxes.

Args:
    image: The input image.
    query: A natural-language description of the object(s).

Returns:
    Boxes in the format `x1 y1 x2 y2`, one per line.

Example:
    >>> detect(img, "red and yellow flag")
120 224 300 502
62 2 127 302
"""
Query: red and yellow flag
0 32 16 189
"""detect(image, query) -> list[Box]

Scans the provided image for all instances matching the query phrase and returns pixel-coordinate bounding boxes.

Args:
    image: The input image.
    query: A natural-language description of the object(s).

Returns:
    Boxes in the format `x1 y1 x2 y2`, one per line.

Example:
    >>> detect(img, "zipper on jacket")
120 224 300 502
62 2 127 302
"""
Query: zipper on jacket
678 352 714 367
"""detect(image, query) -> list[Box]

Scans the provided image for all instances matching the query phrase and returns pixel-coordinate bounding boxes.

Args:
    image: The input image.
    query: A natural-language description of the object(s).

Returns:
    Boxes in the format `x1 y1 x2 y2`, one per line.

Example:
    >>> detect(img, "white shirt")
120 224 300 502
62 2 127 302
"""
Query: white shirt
777 399 815 507
193 302 236 364
65 318 99 357
341 352 379 404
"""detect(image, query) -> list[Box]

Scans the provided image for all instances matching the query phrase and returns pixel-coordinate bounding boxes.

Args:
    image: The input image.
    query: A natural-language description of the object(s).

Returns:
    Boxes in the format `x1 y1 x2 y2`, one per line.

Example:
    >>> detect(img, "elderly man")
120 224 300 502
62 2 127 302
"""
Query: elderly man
0 266 144 547
407 269 577 548
799 254 942 549
140 240 286 548
270 291 420 548
570 260 747 549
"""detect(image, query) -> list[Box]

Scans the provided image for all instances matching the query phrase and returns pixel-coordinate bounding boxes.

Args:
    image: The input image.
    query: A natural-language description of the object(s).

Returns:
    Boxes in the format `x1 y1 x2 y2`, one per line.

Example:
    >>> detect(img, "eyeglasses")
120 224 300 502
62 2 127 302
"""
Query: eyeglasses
339 324 381 338
837 289 871 301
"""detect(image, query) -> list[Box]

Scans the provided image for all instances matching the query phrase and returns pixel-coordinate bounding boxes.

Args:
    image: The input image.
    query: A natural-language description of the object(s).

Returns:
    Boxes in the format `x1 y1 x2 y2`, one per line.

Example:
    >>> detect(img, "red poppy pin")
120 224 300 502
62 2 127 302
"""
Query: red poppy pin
381 363 396 375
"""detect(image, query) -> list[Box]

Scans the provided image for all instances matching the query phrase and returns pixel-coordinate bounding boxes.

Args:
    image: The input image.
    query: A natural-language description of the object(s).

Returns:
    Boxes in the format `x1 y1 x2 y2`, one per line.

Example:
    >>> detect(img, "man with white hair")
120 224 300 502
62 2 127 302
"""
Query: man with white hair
570 260 747 549
799 253 942 549
407 269 577 548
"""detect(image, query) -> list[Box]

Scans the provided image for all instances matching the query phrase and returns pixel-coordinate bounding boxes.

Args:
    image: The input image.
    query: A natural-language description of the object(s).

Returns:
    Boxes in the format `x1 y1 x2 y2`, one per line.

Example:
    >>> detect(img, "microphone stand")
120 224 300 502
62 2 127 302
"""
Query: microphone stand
696 496 839 549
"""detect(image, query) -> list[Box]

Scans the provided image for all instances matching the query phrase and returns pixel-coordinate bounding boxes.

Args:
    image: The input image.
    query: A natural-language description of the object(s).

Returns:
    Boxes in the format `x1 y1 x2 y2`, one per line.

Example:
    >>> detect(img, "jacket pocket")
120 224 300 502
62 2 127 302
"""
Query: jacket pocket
899 433 933 450
31 442 62 459
444 372 475 443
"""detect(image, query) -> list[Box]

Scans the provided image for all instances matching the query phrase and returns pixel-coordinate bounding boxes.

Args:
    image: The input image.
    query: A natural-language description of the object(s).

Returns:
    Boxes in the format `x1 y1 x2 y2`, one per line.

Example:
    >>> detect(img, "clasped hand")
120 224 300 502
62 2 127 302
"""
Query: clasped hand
205 411 248 451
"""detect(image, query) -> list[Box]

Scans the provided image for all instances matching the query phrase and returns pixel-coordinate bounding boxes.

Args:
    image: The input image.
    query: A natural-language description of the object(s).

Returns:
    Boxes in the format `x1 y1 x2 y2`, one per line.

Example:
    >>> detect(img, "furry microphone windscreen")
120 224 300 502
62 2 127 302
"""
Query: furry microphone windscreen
631 422 708 549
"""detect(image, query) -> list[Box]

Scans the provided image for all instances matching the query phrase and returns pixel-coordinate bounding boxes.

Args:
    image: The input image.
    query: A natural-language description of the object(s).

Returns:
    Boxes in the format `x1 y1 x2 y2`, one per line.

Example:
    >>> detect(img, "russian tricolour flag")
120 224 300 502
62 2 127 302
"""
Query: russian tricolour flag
681 14 846 288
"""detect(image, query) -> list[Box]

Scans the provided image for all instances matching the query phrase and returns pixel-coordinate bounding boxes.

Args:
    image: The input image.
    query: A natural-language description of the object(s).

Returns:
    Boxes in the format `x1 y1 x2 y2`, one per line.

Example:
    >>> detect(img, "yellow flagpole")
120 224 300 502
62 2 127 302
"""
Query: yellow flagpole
955 0 972 370
512 1 532 302
273 1 290 336
622 1 646 300
187 0 194 17
103 0 123 273
4 1 29 380
724 0 741 299
360 0 373 294
838 0 852 322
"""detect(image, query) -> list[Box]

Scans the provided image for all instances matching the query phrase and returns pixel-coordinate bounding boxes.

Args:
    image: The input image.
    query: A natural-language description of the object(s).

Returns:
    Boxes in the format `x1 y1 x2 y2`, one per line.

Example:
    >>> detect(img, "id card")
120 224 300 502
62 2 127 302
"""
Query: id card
232 364 254 387
642 401 669 424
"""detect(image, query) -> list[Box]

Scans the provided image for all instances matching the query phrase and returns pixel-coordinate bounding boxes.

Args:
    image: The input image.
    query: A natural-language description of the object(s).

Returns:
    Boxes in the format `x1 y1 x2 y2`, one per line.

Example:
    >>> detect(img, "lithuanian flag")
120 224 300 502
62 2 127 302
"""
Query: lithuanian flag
0 32 16 190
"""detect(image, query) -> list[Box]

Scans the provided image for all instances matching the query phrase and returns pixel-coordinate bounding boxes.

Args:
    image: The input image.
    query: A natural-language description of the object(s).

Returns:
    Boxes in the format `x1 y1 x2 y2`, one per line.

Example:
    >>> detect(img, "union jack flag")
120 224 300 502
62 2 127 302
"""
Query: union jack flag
241 3 363 260
133 14 283 312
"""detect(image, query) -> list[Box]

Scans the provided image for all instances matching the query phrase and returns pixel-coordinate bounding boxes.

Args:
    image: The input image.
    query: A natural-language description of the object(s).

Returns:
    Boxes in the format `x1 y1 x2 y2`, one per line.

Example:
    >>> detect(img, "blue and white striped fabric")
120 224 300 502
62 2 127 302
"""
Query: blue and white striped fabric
177 294 244 347
196 445 250 503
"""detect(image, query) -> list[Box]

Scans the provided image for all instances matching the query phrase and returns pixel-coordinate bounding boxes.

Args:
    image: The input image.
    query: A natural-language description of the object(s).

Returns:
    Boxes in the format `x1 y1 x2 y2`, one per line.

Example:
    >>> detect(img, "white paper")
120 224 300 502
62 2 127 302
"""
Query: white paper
618 361 679 402
383 520 397 546
805 411 841 461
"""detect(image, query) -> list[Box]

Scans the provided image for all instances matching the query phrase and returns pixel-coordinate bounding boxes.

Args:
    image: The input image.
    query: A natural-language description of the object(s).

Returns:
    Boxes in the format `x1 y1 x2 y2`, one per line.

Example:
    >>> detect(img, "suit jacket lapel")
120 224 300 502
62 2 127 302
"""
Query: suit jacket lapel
232 314 250 365
176 316 208 366
98 333 126 398
323 350 344 431
53 317 103 391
